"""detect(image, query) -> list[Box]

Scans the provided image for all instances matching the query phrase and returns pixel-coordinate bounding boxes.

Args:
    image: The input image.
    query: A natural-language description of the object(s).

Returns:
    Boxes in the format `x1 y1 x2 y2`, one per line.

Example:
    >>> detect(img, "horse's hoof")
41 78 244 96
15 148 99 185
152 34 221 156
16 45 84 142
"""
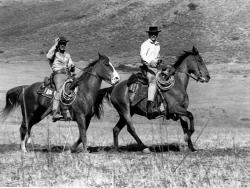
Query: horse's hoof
22 149 27 153
190 148 197 152
82 149 89 154
110 147 122 153
66 150 71 154
21 144 27 153
27 137 31 144
70 148 77 153
142 148 151 154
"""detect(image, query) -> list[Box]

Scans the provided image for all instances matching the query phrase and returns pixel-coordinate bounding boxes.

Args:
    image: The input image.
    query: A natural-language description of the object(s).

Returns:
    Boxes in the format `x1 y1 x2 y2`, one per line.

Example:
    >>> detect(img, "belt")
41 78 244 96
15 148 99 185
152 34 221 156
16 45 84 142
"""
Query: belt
53 68 69 76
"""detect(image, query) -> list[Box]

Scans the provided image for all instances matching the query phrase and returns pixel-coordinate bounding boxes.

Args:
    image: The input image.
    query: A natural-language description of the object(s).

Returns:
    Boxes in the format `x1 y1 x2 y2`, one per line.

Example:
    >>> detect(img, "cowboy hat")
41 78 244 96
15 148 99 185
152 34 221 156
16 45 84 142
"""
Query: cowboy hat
58 36 69 43
146 26 161 33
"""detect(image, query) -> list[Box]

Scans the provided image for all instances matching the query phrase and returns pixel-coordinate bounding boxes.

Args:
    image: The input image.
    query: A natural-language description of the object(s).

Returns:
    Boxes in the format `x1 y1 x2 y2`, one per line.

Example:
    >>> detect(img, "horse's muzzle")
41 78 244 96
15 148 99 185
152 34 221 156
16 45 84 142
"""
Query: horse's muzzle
111 76 120 85
199 75 210 83
111 71 120 85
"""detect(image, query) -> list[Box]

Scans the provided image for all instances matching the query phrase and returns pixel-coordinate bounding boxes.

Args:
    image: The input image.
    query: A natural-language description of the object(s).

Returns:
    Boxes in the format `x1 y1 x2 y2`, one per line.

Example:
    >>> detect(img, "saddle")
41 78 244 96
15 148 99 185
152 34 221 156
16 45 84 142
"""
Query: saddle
127 67 175 118
37 73 78 121
37 75 55 99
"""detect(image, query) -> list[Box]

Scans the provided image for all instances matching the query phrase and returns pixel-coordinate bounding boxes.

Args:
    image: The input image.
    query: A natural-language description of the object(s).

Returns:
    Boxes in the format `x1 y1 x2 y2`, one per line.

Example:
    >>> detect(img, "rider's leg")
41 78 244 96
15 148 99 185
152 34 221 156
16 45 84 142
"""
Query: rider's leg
146 71 159 119
52 73 67 120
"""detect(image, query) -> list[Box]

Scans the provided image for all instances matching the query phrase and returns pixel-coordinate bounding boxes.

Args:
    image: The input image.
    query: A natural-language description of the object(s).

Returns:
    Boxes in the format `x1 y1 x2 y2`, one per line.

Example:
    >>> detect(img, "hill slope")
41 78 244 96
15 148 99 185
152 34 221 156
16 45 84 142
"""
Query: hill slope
0 0 250 65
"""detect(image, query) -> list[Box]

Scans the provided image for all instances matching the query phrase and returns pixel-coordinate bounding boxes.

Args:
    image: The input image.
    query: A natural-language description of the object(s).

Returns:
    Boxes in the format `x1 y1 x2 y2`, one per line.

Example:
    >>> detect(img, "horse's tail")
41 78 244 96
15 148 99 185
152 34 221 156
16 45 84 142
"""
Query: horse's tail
94 86 114 119
0 85 26 120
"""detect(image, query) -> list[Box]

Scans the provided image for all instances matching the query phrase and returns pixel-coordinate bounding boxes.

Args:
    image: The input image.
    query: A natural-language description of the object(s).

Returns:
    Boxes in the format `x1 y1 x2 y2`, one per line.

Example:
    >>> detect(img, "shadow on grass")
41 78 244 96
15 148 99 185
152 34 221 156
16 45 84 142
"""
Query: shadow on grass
37 143 182 153
1 143 249 155
88 143 181 153
0 143 181 153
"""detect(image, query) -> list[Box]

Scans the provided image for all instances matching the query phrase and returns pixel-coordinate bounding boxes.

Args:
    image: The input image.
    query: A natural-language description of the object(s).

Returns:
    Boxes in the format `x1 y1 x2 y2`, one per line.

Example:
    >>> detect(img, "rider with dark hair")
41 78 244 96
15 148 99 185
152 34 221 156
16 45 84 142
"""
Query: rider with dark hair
46 36 75 121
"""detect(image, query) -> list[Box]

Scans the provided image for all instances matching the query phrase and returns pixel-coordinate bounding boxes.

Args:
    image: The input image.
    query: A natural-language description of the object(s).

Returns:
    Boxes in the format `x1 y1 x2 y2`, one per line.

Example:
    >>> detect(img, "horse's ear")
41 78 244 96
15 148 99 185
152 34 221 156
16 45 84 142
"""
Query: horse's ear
192 46 199 54
98 52 102 58
183 50 189 53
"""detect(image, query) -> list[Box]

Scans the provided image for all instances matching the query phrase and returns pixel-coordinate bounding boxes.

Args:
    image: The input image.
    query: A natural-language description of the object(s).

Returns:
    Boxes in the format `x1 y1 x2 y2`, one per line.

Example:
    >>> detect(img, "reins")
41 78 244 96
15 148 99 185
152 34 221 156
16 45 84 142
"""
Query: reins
176 70 199 81
169 51 202 82
75 65 99 80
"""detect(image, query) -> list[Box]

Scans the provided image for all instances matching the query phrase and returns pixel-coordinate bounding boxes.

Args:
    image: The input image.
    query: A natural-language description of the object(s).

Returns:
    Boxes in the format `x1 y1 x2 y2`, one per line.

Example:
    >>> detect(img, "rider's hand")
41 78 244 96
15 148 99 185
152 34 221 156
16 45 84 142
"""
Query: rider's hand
54 37 60 45
149 60 158 67
157 59 163 64
70 65 75 72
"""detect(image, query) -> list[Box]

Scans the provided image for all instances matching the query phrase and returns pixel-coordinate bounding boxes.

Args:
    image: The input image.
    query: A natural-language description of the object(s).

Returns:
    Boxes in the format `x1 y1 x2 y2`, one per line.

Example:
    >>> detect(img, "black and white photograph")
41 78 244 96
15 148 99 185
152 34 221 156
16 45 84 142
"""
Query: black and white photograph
0 0 250 187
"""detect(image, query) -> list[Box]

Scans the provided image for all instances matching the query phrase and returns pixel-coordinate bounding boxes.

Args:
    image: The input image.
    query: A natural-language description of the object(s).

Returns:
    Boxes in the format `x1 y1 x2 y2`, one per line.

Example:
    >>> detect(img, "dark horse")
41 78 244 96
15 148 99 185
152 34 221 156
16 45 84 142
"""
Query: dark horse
1 53 120 152
95 47 210 152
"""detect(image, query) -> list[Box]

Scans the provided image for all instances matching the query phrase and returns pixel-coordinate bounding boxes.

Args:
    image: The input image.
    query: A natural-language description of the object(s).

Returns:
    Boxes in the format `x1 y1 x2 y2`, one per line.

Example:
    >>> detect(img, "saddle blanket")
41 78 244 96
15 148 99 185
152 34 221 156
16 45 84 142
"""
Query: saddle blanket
37 85 54 99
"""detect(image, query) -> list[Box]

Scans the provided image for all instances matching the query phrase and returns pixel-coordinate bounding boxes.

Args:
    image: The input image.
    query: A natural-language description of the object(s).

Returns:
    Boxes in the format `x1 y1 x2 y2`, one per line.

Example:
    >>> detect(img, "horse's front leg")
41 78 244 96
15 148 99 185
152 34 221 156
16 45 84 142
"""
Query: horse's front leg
71 114 88 153
180 112 196 152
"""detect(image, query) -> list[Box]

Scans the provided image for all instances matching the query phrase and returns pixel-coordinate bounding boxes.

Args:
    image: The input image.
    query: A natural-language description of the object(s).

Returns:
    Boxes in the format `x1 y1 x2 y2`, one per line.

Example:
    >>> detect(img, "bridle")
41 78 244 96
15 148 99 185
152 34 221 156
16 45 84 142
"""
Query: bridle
175 54 203 82
176 69 200 81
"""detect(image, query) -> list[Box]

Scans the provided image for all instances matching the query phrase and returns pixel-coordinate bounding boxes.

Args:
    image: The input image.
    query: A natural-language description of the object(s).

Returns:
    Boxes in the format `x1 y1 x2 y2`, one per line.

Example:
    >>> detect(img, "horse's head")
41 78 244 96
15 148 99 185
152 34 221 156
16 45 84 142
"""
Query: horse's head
182 46 210 83
94 53 120 85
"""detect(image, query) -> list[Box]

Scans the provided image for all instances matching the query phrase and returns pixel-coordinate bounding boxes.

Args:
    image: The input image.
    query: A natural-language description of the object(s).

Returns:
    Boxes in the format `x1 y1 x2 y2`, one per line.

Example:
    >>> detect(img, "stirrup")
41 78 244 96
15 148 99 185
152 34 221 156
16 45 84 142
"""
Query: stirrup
52 112 64 122
62 110 72 121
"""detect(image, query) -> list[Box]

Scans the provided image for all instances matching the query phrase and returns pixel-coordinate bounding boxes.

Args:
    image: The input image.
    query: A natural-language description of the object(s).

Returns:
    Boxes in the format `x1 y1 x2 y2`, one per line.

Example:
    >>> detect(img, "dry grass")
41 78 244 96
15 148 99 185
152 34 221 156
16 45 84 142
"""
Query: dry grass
0 61 250 187
0 109 250 187
0 62 250 187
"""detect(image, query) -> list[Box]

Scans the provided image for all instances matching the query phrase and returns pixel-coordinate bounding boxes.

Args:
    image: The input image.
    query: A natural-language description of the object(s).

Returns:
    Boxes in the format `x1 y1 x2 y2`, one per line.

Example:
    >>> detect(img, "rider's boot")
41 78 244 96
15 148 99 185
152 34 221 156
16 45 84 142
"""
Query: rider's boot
52 110 63 122
146 101 161 120
61 105 72 121
52 94 63 122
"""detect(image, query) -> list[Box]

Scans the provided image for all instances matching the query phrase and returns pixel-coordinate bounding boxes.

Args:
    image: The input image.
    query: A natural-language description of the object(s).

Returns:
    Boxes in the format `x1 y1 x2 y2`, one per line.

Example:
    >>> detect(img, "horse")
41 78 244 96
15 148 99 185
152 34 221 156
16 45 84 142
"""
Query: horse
0 53 120 153
95 46 210 152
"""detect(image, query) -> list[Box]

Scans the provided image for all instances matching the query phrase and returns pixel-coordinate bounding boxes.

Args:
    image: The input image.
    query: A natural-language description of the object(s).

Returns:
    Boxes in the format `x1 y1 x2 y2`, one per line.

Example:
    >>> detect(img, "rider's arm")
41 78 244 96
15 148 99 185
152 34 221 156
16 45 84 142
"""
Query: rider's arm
46 44 57 60
140 42 151 65
46 38 59 60
140 42 159 68
67 54 75 72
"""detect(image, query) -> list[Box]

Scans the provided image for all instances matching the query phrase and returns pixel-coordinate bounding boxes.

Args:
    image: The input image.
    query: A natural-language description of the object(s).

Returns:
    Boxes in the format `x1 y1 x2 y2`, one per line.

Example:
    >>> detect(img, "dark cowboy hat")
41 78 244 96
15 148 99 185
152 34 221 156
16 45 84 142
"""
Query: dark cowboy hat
58 36 69 43
146 26 161 34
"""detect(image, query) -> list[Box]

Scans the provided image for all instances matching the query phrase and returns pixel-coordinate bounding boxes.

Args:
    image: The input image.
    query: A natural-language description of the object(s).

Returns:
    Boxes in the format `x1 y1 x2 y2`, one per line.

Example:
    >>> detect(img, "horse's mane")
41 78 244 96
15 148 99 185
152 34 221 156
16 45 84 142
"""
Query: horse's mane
70 55 108 89
173 51 193 69
77 58 100 80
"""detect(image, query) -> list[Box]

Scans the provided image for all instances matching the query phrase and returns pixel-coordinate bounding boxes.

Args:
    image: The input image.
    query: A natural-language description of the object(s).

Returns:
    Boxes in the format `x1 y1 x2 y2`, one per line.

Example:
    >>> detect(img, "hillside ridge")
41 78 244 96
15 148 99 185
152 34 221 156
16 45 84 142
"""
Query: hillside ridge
0 0 250 65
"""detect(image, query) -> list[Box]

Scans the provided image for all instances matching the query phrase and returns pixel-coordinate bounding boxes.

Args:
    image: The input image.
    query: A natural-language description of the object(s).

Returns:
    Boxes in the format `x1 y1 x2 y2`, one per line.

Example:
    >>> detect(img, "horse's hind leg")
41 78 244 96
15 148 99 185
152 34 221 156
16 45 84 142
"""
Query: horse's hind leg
113 116 126 151
20 120 28 152
20 115 41 152
122 112 149 153
187 111 194 135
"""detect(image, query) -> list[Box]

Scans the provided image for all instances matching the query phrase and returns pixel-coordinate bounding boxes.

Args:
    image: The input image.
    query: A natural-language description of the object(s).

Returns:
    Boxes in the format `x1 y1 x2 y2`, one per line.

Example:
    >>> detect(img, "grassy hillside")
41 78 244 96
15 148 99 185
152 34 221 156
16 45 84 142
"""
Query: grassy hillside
0 0 250 65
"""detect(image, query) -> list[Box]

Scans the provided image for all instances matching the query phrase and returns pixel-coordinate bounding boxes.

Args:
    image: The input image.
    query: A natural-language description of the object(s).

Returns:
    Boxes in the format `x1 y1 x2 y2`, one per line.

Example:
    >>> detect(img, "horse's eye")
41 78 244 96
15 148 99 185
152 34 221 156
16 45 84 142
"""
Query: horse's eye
104 62 110 67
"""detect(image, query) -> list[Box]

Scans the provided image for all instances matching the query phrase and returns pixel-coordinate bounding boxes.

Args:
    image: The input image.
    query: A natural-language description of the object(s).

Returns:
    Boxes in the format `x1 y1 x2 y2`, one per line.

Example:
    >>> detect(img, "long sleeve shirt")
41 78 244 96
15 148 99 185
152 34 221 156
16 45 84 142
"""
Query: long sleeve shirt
140 39 160 67
46 45 74 72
